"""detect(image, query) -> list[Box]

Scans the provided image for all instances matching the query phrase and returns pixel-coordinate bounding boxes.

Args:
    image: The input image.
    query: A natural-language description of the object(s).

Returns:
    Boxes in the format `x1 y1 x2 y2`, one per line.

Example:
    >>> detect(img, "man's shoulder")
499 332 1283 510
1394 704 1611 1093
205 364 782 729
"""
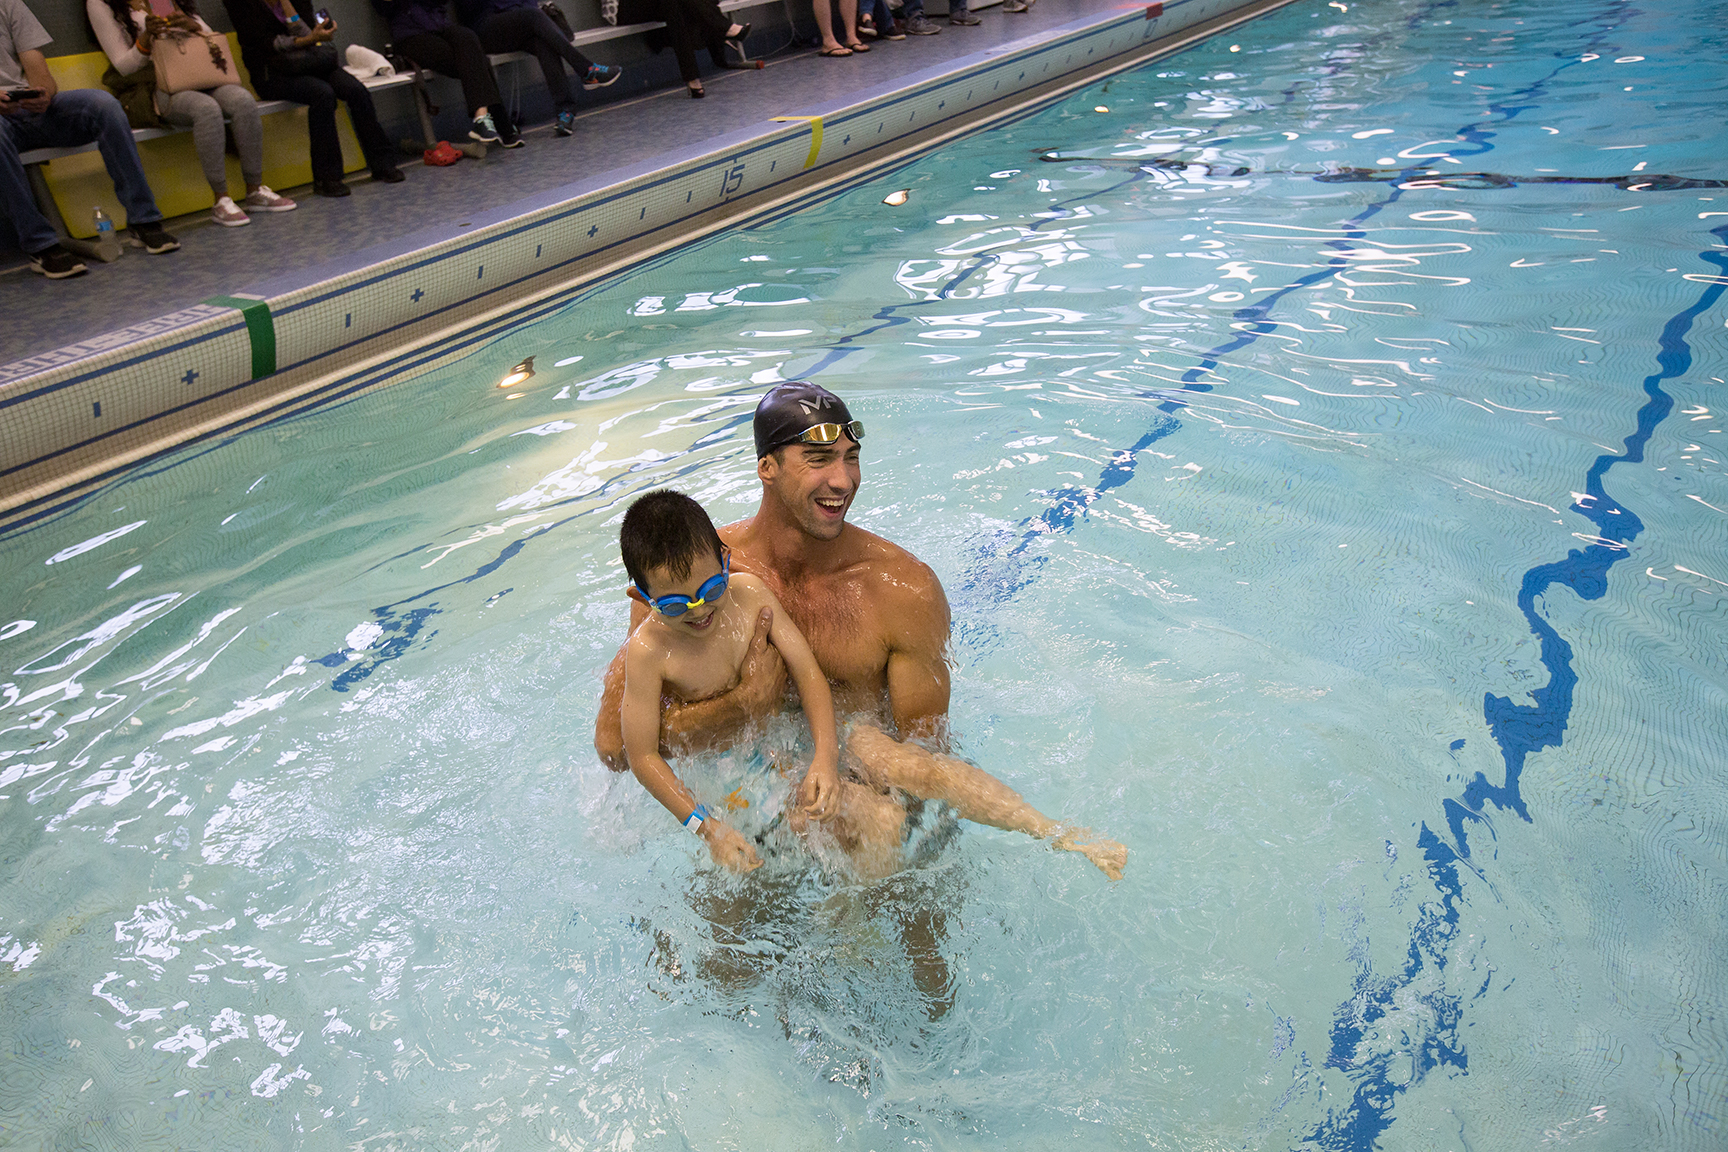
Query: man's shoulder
844 524 941 588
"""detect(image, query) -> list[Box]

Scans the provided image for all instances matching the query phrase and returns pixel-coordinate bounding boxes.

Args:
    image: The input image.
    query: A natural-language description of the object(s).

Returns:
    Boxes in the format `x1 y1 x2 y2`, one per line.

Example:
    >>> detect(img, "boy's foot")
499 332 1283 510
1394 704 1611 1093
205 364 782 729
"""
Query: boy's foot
469 111 501 143
241 185 296 212
1052 828 1128 881
949 9 980 24
371 164 406 183
212 196 251 227
904 13 939 33
884 20 906 38
583 63 621 89
28 244 87 279
555 109 577 136
126 223 180 253
313 178 351 197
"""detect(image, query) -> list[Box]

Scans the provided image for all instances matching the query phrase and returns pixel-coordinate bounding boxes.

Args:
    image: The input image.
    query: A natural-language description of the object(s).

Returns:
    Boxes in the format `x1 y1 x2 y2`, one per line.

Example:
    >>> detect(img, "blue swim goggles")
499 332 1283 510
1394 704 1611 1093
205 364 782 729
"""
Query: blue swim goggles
637 551 730 617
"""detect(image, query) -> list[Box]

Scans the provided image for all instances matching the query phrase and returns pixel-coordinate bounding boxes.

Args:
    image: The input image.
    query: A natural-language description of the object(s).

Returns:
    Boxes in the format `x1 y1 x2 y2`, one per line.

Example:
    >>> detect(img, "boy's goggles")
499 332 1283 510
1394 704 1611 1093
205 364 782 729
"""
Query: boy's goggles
638 553 730 616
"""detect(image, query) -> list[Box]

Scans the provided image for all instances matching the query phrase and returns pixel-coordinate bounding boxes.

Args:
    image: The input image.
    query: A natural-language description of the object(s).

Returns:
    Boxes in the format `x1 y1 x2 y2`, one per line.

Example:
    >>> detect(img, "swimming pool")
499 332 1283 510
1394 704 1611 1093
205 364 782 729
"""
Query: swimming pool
3 0 1726 1146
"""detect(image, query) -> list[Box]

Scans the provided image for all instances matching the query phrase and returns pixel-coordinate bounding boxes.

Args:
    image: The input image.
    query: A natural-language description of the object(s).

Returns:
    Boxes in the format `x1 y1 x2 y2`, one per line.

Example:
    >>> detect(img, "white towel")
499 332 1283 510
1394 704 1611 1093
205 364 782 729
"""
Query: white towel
343 44 396 79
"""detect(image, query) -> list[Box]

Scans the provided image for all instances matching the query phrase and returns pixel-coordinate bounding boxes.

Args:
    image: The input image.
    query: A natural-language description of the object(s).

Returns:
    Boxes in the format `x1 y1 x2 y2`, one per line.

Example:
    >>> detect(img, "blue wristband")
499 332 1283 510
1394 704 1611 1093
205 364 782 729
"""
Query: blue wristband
683 804 710 833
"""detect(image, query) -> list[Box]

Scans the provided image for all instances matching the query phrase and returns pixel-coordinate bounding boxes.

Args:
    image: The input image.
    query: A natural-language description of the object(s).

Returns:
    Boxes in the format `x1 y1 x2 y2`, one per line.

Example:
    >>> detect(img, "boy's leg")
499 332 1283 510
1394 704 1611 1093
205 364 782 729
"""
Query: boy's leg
847 724 1127 879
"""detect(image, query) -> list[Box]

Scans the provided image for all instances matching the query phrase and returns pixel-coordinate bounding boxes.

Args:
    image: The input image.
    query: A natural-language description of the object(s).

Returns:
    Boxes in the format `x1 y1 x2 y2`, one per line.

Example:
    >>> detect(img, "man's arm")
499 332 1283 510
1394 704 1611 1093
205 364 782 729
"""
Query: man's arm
9 50 56 114
594 599 787 771
620 639 761 873
882 561 953 746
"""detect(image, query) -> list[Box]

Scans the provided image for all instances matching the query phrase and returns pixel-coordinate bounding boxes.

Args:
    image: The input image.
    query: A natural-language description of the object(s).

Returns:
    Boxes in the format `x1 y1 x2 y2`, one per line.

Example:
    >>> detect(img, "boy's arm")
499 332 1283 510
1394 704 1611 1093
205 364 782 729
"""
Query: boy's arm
756 585 840 822
620 640 761 873
595 599 787 771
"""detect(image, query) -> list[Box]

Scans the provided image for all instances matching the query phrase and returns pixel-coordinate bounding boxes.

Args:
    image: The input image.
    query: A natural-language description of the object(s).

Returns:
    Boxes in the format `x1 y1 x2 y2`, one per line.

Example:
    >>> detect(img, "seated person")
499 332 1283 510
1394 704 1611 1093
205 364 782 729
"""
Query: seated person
454 0 618 137
622 0 748 99
371 0 521 147
222 0 404 197
87 0 297 228
0 0 179 278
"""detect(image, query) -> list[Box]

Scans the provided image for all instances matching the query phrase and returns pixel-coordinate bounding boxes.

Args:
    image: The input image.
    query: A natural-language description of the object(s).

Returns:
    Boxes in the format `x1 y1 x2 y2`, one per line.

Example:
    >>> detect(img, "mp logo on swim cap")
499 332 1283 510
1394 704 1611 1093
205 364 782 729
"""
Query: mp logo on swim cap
797 396 834 416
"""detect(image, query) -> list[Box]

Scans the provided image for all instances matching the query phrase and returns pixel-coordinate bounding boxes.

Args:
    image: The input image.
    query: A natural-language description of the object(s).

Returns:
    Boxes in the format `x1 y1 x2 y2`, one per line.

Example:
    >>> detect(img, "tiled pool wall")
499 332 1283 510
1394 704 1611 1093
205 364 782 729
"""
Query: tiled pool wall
0 0 1295 528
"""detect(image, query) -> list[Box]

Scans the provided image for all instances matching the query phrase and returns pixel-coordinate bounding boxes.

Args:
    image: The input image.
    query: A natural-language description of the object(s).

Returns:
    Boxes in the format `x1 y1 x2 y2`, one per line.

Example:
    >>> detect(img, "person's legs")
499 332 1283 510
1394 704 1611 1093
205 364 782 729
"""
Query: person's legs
259 72 344 183
900 0 939 34
40 89 163 228
209 85 266 192
158 88 229 200
811 0 844 51
948 0 978 24
402 28 503 117
327 68 397 175
0 111 63 255
475 7 595 112
660 0 704 85
846 724 1127 879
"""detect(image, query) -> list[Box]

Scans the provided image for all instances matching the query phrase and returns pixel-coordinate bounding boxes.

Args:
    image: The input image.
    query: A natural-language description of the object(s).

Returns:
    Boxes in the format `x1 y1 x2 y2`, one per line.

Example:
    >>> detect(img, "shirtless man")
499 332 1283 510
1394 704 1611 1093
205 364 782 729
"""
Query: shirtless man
595 381 1126 881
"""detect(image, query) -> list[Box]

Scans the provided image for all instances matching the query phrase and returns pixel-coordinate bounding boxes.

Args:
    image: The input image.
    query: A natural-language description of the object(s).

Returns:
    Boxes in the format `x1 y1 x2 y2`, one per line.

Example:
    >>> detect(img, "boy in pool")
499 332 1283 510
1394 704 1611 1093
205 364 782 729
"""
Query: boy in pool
619 489 858 873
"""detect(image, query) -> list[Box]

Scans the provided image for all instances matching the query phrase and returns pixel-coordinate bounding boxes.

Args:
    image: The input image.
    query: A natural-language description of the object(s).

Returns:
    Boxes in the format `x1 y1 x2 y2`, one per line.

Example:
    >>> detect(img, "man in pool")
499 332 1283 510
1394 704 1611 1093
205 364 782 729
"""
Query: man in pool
595 381 1126 881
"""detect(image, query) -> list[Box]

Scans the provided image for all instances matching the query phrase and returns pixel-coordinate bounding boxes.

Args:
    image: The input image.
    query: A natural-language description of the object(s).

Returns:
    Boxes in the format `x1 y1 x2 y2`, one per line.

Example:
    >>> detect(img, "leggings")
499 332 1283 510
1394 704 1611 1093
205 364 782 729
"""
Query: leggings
658 0 731 83
157 84 263 196
397 25 504 119
255 68 392 183
470 7 594 113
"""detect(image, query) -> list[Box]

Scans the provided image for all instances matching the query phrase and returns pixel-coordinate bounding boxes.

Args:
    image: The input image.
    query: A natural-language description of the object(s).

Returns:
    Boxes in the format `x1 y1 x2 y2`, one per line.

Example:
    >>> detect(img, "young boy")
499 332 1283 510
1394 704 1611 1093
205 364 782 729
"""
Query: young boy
618 489 842 873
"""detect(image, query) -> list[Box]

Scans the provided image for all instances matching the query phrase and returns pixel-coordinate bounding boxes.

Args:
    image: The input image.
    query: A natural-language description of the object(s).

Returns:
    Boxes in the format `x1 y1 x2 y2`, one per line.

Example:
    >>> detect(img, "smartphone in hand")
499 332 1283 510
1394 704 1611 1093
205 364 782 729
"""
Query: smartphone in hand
6 88 44 101
314 8 331 25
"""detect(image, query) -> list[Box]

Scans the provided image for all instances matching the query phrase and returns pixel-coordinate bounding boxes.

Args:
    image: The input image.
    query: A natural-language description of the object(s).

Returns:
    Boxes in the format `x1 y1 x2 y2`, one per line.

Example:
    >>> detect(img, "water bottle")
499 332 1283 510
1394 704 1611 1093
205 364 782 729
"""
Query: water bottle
92 206 121 262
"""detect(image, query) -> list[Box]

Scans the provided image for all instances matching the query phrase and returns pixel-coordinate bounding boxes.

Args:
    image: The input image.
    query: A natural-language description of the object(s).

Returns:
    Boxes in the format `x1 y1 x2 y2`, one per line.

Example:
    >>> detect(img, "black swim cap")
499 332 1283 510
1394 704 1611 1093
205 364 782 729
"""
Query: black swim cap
753 381 859 457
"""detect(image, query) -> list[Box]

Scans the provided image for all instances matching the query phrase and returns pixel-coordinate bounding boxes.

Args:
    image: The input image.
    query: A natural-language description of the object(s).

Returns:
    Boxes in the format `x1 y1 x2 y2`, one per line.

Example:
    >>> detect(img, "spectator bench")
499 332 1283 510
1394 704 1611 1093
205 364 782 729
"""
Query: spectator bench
22 1 772 257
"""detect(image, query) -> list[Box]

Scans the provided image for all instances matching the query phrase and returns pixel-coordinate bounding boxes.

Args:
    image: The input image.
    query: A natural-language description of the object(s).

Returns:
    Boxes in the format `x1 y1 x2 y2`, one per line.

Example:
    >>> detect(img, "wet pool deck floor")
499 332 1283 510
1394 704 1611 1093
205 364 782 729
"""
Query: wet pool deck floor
0 0 1140 372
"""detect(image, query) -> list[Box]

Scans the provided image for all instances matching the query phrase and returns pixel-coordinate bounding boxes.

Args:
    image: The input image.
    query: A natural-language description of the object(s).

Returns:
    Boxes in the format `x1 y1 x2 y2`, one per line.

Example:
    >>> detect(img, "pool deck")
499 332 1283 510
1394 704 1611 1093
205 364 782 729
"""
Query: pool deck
0 0 1128 370
0 0 1293 526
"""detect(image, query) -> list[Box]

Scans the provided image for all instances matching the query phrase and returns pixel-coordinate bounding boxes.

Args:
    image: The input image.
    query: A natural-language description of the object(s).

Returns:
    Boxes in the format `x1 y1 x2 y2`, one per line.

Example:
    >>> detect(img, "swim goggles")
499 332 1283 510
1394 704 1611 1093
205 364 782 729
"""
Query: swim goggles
787 420 865 447
637 552 730 616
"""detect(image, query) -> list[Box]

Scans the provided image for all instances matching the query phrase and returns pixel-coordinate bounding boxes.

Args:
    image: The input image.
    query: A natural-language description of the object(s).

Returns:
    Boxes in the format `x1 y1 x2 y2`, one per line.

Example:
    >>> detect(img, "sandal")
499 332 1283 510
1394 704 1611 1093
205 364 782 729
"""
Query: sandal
819 45 853 55
844 40 871 51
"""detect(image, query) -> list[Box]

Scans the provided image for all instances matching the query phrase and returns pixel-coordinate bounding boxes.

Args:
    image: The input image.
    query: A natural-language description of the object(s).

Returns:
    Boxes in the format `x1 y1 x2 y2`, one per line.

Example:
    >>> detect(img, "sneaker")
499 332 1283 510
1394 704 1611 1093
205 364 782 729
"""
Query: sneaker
127 223 180 253
212 196 251 227
28 244 87 279
1003 0 1031 10
949 9 980 24
498 120 525 148
884 20 906 38
314 178 351 197
241 185 297 212
583 63 621 89
555 109 576 136
371 164 406 183
904 13 940 33
469 111 501 144
857 16 878 36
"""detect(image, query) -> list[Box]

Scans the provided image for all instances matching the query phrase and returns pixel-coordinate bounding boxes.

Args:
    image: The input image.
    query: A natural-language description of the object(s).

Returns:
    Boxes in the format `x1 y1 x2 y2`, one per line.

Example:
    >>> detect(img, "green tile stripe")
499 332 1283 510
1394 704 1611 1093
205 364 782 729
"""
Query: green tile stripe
202 295 276 380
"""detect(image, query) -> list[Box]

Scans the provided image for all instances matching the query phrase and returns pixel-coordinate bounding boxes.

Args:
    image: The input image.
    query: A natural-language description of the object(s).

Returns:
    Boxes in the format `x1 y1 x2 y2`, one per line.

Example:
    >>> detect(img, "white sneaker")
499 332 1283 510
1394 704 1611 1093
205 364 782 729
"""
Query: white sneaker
242 185 298 213
213 196 251 227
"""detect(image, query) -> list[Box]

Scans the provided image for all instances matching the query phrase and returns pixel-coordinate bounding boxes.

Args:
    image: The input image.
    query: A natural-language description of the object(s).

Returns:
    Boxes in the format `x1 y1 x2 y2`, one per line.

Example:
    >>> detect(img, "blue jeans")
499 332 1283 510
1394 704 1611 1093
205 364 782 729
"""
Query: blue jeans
0 89 163 254
902 0 967 16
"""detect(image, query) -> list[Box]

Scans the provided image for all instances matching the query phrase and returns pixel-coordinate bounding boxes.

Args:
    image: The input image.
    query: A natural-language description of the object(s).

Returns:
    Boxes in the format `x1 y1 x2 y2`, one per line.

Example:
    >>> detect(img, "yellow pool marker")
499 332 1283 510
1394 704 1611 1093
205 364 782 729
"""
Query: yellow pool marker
771 115 825 169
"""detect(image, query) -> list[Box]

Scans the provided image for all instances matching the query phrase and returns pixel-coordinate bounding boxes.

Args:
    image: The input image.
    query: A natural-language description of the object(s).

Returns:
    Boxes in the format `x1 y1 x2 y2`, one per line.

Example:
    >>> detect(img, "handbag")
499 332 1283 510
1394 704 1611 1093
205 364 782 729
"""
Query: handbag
151 29 242 94
101 64 163 130
269 42 340 78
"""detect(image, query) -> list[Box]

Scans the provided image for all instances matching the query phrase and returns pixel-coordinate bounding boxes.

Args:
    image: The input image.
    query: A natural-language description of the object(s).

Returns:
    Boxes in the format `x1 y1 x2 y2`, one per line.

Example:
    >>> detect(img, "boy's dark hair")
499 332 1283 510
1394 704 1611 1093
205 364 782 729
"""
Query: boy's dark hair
620 490 724 592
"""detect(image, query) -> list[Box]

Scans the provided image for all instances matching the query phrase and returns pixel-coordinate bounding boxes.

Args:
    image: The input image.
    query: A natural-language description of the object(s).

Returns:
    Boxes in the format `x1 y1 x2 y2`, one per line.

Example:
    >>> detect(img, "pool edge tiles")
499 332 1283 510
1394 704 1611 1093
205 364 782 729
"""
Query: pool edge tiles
0 0 1298 529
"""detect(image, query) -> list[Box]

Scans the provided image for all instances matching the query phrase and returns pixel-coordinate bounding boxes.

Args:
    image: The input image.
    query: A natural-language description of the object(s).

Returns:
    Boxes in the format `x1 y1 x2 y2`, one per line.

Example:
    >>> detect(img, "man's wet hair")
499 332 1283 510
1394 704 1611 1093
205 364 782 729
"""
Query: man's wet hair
619 489 724 592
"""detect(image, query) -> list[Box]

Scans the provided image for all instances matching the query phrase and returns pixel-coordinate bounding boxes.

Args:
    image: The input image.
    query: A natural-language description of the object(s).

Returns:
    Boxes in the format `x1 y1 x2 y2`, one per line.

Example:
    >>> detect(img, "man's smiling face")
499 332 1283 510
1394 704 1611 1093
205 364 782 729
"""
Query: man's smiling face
760 437 862 542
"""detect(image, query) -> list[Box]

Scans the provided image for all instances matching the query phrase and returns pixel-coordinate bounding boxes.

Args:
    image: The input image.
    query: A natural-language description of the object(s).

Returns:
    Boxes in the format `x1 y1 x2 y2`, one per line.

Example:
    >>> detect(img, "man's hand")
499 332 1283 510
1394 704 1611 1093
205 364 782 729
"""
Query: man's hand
1 90 47 116
700 818 762 873
798 760 840 823
734 606 789 716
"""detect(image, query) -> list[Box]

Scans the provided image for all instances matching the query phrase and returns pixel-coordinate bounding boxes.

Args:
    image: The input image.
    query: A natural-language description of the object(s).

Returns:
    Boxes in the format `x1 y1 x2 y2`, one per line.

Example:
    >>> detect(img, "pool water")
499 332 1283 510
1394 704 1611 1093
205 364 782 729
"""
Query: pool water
4 0 1727 1147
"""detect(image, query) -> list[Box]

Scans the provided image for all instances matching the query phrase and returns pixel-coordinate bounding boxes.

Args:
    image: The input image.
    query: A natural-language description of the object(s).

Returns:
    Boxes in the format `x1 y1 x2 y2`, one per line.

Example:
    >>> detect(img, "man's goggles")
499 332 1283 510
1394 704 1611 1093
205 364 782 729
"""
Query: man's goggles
784 420 865 448
637 552 730 617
